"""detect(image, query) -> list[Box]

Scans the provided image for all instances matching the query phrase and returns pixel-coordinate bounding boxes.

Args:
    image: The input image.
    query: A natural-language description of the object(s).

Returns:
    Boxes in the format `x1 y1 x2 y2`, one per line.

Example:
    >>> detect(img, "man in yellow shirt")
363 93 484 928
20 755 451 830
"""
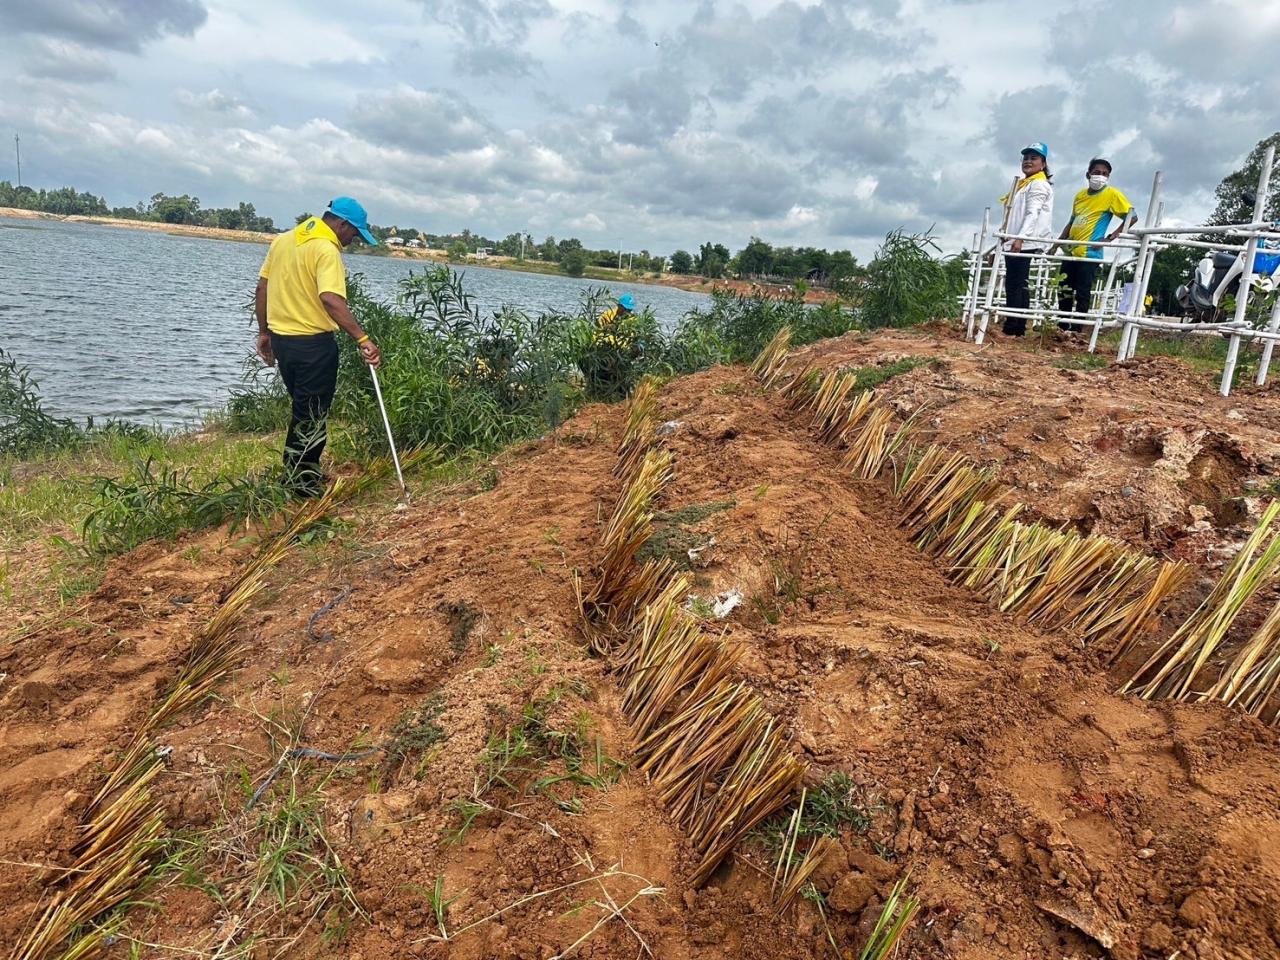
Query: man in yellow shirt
1055 158 1136 329
254 197 382 495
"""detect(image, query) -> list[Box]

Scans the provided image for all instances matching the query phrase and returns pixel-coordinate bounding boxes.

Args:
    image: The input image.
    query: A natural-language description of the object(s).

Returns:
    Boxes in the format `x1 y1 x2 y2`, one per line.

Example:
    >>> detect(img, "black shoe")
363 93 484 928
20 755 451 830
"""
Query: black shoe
286 465 327 500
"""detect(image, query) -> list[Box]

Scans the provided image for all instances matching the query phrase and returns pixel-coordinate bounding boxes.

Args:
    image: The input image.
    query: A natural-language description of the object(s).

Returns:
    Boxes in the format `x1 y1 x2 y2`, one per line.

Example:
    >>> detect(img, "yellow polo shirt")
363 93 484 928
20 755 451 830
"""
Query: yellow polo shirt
259 217 348 335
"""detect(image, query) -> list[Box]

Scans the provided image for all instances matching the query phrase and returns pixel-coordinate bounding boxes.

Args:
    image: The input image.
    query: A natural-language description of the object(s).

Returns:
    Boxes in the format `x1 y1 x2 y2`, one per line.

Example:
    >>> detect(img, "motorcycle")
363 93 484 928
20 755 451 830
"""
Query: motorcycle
1176 244 1280 323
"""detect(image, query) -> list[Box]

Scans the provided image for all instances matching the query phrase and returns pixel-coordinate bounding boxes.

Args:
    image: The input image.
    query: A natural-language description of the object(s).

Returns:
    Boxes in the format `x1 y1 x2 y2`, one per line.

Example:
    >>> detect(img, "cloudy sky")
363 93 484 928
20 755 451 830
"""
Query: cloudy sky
1 0 1276 259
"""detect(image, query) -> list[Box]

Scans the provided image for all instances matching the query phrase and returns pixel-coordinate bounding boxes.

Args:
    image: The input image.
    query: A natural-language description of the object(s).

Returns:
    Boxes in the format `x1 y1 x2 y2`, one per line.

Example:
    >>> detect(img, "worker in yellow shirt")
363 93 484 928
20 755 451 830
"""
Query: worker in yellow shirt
597 293 636 329
1055 158 1136 330
254 197 382 496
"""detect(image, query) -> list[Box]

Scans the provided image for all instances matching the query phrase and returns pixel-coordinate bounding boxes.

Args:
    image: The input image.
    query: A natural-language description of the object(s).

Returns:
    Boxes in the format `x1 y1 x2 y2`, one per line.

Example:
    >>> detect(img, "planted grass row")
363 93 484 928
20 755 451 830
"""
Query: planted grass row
759 325 1280 723
590 379 925 954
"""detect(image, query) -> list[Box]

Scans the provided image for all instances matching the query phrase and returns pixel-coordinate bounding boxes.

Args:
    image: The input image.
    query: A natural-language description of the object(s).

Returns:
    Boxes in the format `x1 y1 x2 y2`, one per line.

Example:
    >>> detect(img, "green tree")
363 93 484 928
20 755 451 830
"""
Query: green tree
735 237 774 277
562 248 587 277
538 236 559 261
498 232 524 257
148 192 201 224
1209 132 1280 225
670 249 694 274
295 212 311 224
697 242 730 278
447 240 469 261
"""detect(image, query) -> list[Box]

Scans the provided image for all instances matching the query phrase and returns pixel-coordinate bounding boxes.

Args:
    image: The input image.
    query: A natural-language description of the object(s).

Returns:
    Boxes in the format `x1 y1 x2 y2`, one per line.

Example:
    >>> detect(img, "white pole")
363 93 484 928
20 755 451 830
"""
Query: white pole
1124 201 1164 360
368 365 408 501
1221 144 1275 397
1118 172 1163 361
1257 297 1280 386
964 212 988 339
977 178 1019 344
975 250 1003 345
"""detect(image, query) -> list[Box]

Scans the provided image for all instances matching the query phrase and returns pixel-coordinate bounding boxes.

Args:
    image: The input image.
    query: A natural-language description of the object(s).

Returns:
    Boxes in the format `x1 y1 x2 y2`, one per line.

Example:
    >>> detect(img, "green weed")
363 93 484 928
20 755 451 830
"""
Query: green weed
1052 353 1108 371
751 772 877 858
385 695 447 776
847 356 933 391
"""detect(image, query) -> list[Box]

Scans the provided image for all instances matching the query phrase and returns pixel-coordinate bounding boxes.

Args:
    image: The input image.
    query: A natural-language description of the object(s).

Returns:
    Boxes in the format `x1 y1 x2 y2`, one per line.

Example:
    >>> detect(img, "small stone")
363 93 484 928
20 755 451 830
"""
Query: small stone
1136 848 1156 860
1178 888 1216 927
1142 922 1174 952
1120 486 1135 498
828 873 875 914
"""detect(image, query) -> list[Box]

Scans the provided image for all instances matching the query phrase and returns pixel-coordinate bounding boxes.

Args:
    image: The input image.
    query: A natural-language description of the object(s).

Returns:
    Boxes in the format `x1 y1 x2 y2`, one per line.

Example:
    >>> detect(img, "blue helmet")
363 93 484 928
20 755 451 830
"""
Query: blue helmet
618 294 636 311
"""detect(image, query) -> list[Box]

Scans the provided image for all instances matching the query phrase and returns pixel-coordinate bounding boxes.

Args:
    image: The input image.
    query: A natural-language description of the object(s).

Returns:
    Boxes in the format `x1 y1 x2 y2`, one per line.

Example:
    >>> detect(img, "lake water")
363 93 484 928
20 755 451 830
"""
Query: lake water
1 216 710 428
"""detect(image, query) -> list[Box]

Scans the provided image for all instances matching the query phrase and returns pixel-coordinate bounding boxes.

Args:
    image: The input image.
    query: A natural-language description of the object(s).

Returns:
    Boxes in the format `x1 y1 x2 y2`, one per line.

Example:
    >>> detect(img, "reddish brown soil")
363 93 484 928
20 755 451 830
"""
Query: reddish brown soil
3 329 1280 960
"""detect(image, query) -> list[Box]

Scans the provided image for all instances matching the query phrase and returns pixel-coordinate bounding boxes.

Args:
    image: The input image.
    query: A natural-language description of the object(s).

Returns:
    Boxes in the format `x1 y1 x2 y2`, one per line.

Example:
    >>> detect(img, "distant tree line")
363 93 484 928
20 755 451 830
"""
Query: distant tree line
1 180 859 286
0 181 275 232
363 219 861 286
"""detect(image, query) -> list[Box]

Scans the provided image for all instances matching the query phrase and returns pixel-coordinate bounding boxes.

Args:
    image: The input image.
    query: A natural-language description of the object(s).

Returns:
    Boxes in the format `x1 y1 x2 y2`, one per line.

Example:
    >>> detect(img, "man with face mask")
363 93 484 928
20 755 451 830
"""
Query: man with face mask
1055 159 1136 329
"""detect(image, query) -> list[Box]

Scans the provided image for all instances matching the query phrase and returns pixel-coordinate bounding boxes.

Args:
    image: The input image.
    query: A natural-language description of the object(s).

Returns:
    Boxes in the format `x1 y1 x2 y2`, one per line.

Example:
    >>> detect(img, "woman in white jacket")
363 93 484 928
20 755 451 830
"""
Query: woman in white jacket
1001 142 1055 336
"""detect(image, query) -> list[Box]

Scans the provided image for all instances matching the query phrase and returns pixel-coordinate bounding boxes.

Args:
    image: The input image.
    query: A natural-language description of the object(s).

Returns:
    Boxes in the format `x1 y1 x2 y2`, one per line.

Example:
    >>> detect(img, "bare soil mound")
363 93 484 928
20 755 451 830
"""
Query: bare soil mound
3 329 1279 960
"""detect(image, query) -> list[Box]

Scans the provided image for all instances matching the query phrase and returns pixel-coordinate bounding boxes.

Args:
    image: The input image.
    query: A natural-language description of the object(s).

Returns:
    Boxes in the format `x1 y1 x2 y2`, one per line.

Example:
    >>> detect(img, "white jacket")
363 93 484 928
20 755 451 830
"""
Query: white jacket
1004 177 1054 251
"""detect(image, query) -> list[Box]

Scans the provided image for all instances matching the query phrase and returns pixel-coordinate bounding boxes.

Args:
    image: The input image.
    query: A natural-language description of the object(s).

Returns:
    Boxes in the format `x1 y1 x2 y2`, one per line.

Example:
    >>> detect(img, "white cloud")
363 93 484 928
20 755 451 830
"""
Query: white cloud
0 0 1276 258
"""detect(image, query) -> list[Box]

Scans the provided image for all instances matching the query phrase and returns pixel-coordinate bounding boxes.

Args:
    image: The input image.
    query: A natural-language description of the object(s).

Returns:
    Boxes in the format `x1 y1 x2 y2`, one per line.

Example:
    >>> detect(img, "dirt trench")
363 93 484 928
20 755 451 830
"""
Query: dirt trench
3 332 1280 960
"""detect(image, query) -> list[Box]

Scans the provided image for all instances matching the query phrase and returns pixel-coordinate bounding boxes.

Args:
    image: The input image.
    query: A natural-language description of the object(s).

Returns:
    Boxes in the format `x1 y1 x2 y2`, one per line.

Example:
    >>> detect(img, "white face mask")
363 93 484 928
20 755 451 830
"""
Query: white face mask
1089 174 1109 191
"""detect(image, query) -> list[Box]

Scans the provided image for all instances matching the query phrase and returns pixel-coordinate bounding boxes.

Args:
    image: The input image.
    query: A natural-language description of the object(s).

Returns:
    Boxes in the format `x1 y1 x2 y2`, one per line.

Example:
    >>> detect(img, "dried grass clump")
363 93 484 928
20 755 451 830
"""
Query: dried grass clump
750 326 794 389
615 377 660 482
1123 501 1280 701
1204 596 1280 722
841 404 917 481
578 450 675 649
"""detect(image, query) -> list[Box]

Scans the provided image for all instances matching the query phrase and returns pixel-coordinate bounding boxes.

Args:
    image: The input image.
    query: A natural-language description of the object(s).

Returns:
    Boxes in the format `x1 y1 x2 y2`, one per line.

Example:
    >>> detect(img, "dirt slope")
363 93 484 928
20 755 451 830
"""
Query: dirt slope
3 329 1280 960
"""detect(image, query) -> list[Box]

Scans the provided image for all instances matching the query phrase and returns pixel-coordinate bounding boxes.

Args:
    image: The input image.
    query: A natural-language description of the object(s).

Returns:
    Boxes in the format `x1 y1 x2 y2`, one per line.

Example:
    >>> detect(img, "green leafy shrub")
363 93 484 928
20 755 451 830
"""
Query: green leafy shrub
860 229 967 329
80 456 296 556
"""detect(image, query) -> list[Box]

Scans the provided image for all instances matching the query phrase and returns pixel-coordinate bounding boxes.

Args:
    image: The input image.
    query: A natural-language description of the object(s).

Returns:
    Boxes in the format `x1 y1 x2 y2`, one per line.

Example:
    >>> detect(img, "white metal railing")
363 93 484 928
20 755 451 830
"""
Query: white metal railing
960 147 1280 397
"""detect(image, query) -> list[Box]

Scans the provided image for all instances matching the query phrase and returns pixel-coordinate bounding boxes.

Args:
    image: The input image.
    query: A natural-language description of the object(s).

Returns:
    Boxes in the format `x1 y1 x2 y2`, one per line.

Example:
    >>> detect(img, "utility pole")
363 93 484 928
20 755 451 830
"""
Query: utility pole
617 239 622 271
519 234 525 261
14 135 21 188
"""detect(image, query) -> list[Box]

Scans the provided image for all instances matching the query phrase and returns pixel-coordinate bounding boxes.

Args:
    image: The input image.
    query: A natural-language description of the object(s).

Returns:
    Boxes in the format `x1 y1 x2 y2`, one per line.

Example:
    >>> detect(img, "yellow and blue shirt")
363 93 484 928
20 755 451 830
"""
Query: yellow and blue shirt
1066 186 1134 259
258 216 348 335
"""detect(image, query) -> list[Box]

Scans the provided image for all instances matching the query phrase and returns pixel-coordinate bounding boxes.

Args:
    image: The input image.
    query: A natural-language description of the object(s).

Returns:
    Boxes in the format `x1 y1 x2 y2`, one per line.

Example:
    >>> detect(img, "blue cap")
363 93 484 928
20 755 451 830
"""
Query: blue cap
618 293 636 311
326 196 376 246
1022 141 1049 160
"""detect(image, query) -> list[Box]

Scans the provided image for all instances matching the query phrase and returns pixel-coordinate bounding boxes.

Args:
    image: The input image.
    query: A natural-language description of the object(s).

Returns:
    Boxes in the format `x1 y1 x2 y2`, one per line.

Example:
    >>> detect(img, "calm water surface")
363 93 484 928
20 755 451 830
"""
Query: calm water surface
1 216 709 428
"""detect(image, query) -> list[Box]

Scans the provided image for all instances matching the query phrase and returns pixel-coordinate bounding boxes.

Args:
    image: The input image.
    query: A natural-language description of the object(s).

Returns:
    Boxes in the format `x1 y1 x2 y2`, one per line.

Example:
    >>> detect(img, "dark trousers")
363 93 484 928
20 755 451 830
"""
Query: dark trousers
1001 253 1033 336
1058 260 1100 330
271 332 339 480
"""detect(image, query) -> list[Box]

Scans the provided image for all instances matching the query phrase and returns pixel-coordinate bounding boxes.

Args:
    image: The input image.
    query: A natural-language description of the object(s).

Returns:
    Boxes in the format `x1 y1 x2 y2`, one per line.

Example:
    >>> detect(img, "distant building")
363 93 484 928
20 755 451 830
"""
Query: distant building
475 247 491 259
405 238 423 248
386 236 405 247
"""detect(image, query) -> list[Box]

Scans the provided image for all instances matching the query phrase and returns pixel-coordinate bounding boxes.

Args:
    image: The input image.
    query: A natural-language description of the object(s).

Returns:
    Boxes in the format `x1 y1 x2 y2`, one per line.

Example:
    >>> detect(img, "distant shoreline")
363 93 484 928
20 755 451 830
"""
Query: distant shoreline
1 207 835 302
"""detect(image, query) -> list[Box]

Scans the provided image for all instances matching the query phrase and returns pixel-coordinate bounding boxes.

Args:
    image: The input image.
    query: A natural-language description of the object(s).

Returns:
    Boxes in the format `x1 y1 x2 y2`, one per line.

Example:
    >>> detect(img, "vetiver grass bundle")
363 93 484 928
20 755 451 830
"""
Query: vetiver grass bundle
1123 501 1280 700
1201 595 1280 721
841 404 917 481
807 371 860 437
770 790 839 914
778 364 820 409
12 473 373 960
750 325 793 389
635 685 805 885
821 388 874 448
1055 554 1192 651
617 583 742 739
578 450 674 648
615 377 660 482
